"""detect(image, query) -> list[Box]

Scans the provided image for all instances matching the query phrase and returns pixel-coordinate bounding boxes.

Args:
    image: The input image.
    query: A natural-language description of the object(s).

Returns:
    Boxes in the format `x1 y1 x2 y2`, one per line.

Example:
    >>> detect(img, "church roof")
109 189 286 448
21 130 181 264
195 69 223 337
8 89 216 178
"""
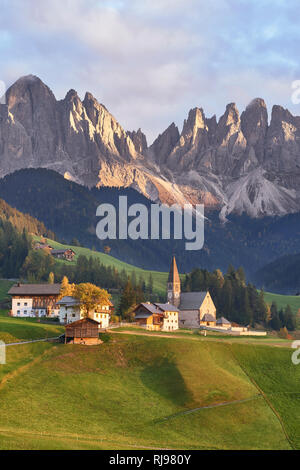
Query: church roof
168 256 180 284
179 291 208 310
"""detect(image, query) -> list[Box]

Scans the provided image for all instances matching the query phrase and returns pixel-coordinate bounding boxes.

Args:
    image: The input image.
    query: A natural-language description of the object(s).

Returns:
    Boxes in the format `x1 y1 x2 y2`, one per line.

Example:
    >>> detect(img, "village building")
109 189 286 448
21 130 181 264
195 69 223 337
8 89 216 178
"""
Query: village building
134 302 179 331
57 295 113 328
216 317 231 329
167 256 218 329
34 242 53 251
51 248 76 261
8 283 61 317
64 317 101 345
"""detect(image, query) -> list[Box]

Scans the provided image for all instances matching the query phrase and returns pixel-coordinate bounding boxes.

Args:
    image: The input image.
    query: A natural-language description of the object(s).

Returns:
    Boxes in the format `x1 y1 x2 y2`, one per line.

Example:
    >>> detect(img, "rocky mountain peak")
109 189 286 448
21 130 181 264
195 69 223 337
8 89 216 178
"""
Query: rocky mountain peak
240 98 268 163
182 107 206 139
2 75 300 219
6 75 55 110
149 122 180 165
127 128 147 154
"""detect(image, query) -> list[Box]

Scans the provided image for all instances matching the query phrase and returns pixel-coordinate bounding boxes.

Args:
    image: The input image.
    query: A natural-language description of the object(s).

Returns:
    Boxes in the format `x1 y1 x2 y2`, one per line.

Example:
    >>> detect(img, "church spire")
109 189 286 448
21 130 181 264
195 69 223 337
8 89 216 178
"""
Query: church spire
168 256 180 284
167 256 181 307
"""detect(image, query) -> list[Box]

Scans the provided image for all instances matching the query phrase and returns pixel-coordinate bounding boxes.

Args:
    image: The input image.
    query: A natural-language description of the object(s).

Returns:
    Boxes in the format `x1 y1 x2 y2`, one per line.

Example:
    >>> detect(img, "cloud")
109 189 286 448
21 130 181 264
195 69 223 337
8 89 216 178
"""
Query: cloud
0 0 299 142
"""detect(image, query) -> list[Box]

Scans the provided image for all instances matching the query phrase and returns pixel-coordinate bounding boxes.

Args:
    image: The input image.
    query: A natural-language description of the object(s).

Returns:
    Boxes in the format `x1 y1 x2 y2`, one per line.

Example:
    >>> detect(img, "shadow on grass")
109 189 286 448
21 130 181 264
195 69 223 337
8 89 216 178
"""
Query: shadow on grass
140 355 192 408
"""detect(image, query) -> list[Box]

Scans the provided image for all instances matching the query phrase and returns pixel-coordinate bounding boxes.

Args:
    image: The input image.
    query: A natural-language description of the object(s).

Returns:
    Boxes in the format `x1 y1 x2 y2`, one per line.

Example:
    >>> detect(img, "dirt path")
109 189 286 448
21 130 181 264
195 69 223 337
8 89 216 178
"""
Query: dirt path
5 337 60 347
109 329 292 348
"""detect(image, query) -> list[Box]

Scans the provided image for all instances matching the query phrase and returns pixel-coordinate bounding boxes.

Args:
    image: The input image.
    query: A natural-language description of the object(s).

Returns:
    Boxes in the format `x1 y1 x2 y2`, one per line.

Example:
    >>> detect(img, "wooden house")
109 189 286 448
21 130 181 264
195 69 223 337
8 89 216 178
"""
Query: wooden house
8 283 61 317
51 248 75 261
64 317 101 345
134 302 179 331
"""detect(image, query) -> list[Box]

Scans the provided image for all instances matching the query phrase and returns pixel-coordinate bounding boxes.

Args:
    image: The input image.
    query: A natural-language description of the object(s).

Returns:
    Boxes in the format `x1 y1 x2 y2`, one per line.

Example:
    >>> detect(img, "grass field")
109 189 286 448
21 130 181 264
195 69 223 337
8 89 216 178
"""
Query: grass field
0 313 298 450
0 310 64 344
263 291 300 316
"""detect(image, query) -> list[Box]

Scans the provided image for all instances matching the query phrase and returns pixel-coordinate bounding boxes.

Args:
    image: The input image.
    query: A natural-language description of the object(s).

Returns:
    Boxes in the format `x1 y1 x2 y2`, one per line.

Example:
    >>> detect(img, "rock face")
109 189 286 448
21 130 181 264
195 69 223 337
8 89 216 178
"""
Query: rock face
1 74 300 219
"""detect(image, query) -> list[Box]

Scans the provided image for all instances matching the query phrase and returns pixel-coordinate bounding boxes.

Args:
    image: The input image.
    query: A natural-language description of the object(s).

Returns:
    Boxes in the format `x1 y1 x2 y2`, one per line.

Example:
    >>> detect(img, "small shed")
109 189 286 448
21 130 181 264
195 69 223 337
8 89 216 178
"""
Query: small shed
200 313 216 327
64 317 101 345
216 317 231 328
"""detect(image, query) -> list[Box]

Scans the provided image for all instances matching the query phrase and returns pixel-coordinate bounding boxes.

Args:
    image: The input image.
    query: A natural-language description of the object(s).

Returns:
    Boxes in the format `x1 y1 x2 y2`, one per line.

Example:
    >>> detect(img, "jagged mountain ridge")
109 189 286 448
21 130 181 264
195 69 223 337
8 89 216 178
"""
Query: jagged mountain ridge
1 75 300 219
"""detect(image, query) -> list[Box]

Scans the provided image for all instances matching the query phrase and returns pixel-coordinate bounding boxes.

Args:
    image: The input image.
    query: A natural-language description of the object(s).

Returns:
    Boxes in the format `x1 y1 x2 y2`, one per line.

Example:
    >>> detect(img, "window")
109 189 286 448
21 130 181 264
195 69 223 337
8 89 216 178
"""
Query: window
24 310 27 314
17 310 20 315
24 302 27 306
17 302 20 306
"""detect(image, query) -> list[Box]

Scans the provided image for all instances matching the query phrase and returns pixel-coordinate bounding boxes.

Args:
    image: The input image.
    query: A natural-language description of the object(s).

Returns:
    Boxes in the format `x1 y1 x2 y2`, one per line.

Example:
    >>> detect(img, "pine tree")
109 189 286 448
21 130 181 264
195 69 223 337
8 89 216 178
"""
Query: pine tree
147 273 153 294
255 290 268 324
118 280 136 319
284 305 296 331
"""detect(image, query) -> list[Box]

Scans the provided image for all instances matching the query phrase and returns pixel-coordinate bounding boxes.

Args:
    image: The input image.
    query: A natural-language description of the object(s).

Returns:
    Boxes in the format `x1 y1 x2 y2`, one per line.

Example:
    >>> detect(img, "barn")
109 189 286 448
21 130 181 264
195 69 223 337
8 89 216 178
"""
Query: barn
64 317 101 345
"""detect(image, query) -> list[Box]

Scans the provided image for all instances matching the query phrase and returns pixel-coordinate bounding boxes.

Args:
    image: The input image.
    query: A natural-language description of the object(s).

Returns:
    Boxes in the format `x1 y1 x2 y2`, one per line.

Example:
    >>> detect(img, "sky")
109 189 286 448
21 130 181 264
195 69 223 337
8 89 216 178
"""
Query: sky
0 0 300 143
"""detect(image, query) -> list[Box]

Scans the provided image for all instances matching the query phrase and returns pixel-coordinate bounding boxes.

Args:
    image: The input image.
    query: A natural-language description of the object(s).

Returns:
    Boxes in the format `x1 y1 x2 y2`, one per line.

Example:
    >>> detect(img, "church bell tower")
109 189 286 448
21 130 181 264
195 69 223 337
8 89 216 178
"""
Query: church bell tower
167 256 181 307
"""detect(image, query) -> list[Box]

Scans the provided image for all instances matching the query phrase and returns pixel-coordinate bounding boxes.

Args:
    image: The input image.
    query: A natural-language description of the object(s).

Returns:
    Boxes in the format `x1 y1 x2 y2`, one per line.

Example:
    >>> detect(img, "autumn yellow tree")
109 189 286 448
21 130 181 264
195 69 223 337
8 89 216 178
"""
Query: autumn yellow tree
59 276 75 299
74 282 111 317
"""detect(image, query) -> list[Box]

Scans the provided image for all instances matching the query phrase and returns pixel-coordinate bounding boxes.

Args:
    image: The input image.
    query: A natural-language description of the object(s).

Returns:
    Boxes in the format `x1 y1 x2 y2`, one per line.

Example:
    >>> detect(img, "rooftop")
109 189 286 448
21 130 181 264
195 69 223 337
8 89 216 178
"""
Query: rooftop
216 316 231 325
51 249 75 255
8 283 61 296
179 291 208 310
202 313 216 322
154 302 179 312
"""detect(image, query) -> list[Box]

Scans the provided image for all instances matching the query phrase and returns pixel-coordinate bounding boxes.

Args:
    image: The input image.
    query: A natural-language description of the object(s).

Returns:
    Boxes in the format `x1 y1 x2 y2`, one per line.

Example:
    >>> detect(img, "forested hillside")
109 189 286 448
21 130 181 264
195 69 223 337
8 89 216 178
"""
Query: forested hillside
1 169 300 276
0 199 54 278
255 253 300 294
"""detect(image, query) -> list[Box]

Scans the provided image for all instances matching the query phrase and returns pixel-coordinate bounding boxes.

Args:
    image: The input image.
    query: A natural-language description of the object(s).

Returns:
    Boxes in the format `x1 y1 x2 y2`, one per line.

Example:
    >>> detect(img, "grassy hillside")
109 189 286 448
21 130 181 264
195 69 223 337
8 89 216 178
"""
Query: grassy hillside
263 291 300 316
33 235 172 296
0 319 297 449
232 343 300 450
0 310 64 344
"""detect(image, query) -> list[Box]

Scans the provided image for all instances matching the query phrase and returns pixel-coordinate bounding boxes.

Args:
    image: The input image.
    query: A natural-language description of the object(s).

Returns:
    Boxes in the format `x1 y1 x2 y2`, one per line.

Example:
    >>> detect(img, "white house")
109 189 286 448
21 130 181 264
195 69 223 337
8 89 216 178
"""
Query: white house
57 296 113 328
8 283 61 317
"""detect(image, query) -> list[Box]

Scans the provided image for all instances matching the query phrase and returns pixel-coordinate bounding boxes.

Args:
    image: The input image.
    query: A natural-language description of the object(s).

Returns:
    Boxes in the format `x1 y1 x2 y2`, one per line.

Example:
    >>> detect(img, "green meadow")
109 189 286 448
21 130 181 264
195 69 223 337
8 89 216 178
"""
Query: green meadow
0 310 63 344
0 313 298 450
263 291 300 316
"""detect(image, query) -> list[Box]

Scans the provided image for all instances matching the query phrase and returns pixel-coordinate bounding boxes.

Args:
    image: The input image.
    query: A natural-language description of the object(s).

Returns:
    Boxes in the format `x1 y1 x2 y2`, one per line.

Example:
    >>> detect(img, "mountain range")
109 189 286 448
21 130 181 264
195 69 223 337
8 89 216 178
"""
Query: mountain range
1 75 300 220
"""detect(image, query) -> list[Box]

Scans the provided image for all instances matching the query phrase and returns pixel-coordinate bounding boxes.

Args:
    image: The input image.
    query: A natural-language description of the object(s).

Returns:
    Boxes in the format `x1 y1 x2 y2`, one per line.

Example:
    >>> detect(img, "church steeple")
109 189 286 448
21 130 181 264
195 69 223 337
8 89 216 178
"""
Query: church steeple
167 256 181 307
